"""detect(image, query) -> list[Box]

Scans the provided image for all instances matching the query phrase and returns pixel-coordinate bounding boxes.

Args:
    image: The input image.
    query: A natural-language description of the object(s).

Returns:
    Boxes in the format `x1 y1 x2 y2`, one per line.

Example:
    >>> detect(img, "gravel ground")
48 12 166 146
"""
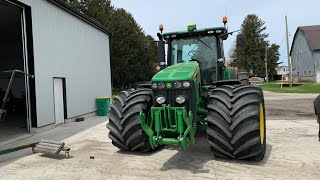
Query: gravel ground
0 91 319 180
264 91 318 120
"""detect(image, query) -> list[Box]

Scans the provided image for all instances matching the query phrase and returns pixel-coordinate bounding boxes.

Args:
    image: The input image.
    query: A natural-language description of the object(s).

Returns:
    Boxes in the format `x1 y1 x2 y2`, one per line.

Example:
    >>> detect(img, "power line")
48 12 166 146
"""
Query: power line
279 32 286 47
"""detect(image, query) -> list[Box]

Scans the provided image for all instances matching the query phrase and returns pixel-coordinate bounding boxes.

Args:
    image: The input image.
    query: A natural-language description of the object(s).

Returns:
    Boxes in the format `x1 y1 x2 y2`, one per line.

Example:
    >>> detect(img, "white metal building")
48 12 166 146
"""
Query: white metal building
0 0 112 141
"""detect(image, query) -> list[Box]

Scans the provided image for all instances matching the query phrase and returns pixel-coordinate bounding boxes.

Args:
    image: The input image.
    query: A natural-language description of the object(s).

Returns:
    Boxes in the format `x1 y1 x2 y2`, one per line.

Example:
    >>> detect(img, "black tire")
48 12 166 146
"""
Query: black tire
237 69 250 85
229 68 249 85
207 85 266 161
107 88 153 152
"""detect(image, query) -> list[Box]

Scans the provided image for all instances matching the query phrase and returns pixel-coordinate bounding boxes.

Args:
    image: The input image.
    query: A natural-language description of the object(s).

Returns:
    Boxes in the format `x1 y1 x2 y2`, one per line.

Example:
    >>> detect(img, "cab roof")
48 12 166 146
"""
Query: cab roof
163 26 227 40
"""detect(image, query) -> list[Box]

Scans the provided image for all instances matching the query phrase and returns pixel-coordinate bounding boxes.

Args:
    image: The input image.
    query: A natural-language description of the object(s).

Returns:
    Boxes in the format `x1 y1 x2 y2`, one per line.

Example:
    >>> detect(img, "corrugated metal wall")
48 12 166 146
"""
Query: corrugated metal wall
18 0 112 127
314 51 320 70
291 30 315 77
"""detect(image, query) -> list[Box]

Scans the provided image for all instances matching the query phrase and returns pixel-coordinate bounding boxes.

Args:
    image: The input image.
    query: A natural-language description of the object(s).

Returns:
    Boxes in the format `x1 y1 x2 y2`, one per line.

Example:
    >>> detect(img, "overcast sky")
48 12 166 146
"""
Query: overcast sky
111 0 320 65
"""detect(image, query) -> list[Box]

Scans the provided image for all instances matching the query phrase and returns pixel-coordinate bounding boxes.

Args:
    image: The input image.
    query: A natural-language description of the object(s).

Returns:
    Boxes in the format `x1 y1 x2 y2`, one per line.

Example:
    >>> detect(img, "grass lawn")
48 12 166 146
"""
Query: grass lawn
259 82 320 93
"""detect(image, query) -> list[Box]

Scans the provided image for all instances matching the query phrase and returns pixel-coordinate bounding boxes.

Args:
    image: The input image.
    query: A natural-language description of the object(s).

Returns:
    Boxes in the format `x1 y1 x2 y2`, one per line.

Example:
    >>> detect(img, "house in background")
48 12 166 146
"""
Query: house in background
275 66 289 80
290 25 320 83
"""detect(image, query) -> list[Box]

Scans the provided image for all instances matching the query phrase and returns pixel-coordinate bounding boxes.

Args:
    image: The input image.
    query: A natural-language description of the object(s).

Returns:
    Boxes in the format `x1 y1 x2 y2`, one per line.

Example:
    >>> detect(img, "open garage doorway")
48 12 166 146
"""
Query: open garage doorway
0 0 31 143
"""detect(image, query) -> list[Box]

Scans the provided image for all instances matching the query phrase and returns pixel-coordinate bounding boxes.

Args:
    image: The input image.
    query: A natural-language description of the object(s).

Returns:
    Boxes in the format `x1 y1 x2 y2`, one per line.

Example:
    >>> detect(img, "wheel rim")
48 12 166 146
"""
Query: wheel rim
259 103 265 144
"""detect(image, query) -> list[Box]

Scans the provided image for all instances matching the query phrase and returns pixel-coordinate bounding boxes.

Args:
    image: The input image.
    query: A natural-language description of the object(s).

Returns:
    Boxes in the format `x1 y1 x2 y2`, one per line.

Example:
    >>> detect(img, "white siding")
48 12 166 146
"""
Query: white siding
19 0 112 127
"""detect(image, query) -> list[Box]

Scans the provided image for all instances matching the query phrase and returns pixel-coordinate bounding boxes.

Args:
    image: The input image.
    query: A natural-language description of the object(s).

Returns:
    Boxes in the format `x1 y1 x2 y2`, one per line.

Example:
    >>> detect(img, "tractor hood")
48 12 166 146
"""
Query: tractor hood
152 61 199 81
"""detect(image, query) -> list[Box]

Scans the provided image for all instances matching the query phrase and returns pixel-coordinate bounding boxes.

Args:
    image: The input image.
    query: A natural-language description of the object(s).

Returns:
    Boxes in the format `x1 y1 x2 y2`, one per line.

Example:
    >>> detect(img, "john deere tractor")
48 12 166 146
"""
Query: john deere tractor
107 17 266 161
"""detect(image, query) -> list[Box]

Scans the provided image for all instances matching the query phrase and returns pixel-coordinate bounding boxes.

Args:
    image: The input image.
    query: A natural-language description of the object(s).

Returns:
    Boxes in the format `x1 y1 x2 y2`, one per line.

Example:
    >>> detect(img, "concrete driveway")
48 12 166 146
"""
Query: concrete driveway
0 91 320 179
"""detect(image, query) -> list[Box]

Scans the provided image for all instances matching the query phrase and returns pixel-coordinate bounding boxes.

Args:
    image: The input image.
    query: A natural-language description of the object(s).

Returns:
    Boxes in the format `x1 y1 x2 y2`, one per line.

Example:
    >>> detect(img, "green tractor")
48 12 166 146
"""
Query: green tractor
107 18 266 161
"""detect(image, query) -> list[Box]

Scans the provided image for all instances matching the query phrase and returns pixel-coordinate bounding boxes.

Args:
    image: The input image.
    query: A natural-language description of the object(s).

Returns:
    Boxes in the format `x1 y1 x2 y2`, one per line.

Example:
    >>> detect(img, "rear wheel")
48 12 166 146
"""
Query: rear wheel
107 88 153 152
206 85 266 160
237 69 250 85
230 68 250 85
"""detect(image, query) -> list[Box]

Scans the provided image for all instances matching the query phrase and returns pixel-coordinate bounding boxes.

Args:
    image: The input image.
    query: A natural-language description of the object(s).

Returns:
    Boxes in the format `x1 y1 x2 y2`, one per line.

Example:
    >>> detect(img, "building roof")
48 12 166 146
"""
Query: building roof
290 25 320 55
48 0 112 36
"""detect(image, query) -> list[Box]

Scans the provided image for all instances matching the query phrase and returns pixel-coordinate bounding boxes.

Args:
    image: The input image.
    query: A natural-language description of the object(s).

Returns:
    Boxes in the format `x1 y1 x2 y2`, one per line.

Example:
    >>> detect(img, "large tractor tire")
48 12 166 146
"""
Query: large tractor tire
237 69 250 85
107 88 153 152
206 85 266 160
230 68 250 85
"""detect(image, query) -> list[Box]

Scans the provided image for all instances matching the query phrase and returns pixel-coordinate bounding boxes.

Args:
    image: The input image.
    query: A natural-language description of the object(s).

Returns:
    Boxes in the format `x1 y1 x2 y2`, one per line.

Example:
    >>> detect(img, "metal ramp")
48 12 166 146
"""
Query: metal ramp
32 140 70 158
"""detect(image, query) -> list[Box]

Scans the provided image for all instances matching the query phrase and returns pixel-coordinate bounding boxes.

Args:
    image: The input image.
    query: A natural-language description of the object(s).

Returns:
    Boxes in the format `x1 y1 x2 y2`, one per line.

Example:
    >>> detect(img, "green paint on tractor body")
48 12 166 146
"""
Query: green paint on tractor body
140 106 195 149
152 61 199 81
140 25 235 149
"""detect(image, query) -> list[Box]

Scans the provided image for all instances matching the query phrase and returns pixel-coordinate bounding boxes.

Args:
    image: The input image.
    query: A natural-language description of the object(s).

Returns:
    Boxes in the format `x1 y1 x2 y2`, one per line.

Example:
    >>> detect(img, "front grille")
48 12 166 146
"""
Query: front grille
153 83 196 115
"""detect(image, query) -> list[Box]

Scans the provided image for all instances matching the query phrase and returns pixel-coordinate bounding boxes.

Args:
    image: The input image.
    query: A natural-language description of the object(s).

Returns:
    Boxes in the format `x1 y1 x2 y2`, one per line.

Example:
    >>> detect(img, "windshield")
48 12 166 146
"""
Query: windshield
171 36 218 84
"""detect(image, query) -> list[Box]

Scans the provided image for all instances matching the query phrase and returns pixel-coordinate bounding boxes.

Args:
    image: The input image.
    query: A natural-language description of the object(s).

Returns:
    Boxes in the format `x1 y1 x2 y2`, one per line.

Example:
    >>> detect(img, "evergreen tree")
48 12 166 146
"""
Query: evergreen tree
231 14 279 79
63 0 158 90
267 44 281 80
145 35 159 76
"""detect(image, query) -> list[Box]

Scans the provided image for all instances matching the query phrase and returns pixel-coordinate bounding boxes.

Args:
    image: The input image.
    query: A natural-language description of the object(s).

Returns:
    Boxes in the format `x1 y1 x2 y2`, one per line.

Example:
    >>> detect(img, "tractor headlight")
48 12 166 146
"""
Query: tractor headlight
174 81 182 88
158 82 165 89
151 82 158 89
156 96 166 104
183 81 191 88
175 95 186 104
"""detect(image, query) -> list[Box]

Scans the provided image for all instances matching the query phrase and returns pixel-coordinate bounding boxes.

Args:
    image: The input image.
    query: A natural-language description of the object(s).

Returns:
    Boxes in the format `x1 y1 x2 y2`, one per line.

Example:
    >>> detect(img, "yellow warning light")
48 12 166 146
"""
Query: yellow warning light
223 16 228 24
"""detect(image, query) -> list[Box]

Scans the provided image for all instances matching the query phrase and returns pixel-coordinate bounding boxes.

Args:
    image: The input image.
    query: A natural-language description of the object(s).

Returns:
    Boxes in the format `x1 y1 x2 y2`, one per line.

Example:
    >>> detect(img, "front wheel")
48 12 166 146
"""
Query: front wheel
206 85 266 160
107 88 153 152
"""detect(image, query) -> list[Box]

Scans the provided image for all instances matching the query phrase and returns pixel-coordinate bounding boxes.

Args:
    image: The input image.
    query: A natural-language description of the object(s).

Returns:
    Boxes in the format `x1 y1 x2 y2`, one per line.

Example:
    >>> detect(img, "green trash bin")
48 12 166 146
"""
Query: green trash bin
97 96 110 116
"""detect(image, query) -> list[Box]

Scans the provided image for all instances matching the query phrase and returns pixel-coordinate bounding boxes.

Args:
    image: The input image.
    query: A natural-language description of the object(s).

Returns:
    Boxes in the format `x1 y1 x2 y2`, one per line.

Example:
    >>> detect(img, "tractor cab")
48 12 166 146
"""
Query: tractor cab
160 24 228 85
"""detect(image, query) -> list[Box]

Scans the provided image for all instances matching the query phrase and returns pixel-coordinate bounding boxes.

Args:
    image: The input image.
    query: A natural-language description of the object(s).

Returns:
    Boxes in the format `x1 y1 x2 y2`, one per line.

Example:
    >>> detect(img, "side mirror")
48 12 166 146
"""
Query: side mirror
218 58 224 63
157 33 166 67
236 33 246 46
217 58 225 69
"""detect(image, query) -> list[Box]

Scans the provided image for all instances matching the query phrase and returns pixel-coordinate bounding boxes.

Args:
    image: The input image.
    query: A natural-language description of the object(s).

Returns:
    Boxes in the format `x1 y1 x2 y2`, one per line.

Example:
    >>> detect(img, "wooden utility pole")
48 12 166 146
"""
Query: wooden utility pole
285 16 293 87
265 45 268 82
